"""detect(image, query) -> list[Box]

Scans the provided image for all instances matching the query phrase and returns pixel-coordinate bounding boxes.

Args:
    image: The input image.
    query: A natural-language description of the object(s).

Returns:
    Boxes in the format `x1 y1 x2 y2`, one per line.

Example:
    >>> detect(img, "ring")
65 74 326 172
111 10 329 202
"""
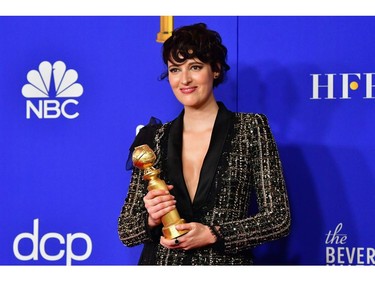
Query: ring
175 239 179 244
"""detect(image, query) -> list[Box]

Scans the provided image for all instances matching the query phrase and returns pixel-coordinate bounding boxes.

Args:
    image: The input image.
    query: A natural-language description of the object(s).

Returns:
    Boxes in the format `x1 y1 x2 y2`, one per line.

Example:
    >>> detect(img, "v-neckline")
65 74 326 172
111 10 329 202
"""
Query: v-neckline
166 102 233 221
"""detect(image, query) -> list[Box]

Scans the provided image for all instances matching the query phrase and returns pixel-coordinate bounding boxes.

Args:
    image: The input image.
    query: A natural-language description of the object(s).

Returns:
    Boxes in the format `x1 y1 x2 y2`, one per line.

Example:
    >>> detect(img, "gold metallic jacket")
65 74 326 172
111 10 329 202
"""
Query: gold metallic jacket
118 102 291 265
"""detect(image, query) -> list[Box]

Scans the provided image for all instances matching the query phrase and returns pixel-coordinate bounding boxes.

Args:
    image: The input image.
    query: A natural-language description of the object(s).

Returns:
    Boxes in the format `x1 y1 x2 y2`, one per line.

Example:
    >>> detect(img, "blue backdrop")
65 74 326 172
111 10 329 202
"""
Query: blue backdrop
1 16 375 265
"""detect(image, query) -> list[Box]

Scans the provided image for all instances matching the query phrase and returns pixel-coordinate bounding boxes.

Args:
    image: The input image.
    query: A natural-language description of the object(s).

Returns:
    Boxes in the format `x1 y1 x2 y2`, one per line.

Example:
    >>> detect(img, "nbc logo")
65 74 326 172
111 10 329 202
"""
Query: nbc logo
22 61 84 119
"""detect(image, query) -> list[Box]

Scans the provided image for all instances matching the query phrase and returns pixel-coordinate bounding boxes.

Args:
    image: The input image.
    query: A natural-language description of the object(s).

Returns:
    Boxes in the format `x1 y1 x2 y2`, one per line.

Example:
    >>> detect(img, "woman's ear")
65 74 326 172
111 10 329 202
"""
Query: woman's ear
214 63 222 78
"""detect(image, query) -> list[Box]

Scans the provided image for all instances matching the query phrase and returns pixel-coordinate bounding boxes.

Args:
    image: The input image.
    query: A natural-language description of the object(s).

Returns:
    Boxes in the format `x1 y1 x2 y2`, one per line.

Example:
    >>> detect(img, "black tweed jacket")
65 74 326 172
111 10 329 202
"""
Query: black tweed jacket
118 102 291 265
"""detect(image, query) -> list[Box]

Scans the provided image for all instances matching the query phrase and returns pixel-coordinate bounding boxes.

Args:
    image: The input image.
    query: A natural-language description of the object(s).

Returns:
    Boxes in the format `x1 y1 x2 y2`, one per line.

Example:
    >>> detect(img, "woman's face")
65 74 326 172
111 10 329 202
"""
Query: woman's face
167 57 218 109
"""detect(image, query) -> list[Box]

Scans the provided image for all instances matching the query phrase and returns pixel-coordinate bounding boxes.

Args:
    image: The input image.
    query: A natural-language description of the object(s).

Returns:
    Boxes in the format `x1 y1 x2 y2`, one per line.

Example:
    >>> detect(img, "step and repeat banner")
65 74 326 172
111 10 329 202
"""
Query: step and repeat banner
1 16 375 266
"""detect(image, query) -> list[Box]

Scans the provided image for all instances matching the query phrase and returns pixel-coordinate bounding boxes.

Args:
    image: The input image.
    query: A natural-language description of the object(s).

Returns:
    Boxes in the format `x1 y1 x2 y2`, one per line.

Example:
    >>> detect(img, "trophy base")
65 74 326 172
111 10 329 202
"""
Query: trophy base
162 219 189 239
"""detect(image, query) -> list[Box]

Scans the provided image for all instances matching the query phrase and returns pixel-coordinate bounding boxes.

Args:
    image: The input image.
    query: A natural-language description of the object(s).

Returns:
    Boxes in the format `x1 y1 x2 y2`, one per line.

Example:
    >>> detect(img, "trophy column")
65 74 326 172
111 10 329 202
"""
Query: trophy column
132 144 188 239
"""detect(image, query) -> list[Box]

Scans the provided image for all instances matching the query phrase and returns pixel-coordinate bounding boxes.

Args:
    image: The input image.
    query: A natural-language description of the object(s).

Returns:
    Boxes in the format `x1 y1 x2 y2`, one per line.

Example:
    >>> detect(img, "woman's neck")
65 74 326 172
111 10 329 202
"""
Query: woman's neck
183 100 219 132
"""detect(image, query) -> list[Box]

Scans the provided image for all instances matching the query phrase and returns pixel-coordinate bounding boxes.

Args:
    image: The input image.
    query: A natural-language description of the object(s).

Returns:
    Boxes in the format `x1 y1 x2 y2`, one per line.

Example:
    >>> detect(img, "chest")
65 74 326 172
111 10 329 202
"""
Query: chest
182 129 213 201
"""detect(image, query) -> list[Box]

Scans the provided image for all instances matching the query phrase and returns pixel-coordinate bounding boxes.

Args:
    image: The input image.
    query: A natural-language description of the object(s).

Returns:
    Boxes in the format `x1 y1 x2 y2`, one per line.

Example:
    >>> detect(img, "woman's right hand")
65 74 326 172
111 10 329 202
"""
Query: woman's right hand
143 185 176 228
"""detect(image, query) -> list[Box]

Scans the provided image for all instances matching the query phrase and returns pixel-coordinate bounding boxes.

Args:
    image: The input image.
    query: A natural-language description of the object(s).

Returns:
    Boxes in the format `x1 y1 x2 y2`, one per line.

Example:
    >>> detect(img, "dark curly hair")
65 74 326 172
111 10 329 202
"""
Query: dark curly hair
160 23 230 88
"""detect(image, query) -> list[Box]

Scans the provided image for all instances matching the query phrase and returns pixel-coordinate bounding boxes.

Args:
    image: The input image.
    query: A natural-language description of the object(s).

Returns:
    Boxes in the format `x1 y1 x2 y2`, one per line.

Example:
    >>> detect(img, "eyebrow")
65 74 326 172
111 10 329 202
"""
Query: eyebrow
168 59 204 68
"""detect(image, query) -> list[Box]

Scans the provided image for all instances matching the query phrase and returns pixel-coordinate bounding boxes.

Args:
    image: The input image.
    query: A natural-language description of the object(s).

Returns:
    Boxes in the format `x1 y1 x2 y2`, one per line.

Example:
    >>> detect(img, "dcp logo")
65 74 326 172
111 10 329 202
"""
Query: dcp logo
13 218 92 265
22 61 84 119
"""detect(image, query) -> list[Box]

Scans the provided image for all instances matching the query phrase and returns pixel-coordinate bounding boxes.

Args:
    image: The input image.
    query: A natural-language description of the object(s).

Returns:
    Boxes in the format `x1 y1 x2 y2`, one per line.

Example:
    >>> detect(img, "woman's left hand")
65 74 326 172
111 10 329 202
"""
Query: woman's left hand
160 222 216 251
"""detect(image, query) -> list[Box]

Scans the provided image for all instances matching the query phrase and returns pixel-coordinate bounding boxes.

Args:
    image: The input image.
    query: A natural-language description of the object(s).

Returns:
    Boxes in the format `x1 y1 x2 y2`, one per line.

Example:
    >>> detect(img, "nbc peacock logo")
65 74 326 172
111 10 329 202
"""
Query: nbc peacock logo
22 61 84 119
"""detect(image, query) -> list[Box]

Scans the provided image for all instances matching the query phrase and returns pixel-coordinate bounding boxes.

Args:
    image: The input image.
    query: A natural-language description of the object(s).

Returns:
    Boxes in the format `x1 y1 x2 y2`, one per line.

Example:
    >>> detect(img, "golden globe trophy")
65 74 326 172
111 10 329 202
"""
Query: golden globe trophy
132 144 188 240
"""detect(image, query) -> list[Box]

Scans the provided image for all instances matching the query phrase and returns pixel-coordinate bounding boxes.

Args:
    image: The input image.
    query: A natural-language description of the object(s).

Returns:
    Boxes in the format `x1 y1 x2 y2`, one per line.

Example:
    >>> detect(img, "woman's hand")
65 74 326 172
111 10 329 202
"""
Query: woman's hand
160 222 217 251
143 185 176 228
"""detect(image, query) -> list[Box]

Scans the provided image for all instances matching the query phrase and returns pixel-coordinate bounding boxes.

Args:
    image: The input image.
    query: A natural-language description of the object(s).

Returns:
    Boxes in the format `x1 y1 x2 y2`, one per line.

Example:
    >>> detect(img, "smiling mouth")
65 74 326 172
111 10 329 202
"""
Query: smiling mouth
180 87 196 94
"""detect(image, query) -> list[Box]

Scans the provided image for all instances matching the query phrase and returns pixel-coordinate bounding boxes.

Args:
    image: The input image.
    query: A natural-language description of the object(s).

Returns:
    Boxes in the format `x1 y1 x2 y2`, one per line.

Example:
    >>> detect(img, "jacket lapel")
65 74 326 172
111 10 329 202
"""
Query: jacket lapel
192 102 233 214
167 111 193 220
167 102 233 222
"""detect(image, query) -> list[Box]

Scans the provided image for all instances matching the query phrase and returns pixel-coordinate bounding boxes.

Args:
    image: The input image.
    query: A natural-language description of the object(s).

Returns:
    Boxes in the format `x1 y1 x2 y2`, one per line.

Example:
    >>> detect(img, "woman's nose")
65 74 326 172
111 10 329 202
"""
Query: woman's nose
181 71 192 85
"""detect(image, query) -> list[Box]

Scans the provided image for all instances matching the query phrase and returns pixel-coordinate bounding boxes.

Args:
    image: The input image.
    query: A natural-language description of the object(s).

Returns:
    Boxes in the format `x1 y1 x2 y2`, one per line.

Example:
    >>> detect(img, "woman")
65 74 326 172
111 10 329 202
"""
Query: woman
118 23 291 265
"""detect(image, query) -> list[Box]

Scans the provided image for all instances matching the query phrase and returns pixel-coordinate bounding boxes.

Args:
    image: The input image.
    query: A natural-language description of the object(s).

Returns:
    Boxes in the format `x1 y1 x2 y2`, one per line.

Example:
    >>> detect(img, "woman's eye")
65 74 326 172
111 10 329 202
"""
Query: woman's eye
191 65 202 71
169 68 179 73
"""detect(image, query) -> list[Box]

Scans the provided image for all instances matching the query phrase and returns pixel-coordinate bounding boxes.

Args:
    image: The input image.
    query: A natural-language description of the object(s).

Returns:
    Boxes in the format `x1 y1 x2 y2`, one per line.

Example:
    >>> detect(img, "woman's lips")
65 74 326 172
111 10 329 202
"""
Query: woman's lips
180 87 197 94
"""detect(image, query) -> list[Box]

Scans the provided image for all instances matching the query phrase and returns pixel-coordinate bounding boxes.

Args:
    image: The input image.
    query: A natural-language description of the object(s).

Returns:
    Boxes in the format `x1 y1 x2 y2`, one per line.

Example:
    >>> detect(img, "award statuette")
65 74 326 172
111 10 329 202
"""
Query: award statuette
132 144 188 240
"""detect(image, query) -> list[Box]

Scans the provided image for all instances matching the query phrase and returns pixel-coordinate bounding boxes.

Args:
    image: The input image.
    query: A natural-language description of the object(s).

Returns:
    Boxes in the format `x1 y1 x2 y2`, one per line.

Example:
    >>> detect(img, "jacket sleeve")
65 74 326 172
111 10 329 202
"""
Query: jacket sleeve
118 118 163 247
218 114 291 254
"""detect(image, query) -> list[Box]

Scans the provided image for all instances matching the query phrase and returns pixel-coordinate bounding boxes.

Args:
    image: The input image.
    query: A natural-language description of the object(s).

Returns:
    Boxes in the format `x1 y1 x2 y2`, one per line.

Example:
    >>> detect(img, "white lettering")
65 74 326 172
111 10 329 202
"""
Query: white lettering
13 218 92 265
340 73 360 99
40 233 65 261
364 73 375 99
337 247 345 264
13 218 39 260
311 72 375 100
367 248 375 264
346 247 356 264
311 73 335 99
357 247 364 265
325 223 347 245
26 100 43 119
326 247 335 264
66 233 92 266
25 99 79 119
44 100 61 118
326 247 375 265
61 99 79 119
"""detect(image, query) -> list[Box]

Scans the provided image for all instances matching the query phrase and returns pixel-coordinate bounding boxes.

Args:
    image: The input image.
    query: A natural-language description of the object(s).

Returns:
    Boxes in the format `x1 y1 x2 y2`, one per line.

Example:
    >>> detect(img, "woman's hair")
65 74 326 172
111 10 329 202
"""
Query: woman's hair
160 23 230 88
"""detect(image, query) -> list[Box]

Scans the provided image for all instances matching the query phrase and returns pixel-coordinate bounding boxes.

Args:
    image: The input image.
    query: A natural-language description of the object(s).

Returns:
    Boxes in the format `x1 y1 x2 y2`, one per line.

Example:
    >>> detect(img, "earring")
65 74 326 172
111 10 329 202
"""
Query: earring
214 73 219 79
